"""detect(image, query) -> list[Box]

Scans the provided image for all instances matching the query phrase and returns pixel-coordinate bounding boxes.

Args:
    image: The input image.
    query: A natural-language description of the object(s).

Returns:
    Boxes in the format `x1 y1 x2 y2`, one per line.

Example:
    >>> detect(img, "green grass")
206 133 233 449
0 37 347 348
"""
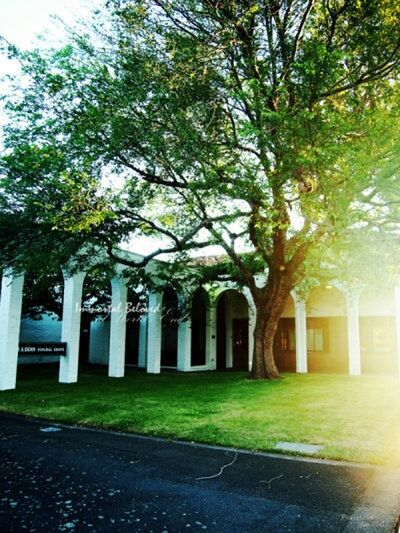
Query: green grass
1 366 399 466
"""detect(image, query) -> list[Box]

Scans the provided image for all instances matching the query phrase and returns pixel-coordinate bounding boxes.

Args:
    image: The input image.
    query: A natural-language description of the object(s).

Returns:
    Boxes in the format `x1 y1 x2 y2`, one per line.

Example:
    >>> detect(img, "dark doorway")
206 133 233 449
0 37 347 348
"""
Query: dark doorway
274 318 296 372
161 287 179 367
191 288 208 366
216 295 226 370
125 290 142 366
232 318 249 370
79 312 92 367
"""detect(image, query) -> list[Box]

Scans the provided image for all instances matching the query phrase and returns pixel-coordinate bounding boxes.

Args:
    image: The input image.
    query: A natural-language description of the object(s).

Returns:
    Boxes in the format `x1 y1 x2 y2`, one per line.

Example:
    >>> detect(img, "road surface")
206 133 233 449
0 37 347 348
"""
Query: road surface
0 414 399 532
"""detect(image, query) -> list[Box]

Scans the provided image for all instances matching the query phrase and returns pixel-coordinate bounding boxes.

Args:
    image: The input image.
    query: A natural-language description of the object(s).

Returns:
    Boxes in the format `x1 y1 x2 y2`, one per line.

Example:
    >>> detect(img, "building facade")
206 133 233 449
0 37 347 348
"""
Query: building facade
1 250 400 390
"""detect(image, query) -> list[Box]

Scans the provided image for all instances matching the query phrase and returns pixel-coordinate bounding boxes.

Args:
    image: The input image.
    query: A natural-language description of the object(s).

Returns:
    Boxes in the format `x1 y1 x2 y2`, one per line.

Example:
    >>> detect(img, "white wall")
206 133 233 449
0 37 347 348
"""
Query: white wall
18 314 62 364
307 286 347 317
89 319 110 365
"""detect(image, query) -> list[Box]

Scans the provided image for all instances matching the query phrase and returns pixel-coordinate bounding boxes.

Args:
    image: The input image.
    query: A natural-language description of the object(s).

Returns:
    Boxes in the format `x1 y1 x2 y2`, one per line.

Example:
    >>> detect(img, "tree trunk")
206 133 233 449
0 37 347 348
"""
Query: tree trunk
250 280 292 380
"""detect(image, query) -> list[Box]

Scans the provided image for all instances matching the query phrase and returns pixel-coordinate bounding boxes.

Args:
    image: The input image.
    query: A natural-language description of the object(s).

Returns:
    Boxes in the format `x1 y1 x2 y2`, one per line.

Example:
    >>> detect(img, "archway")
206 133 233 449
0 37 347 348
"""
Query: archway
161 287 179 367
125 288 143 366
191 288 209 367
81 266 112 368
216 289 249 371
18 270 64 367
306 285 348 373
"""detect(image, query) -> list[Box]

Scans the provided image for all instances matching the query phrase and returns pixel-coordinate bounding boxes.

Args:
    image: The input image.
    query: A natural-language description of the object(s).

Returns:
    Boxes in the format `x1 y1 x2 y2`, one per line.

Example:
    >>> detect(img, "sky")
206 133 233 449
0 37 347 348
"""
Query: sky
0 0 95 117
0 0 92 50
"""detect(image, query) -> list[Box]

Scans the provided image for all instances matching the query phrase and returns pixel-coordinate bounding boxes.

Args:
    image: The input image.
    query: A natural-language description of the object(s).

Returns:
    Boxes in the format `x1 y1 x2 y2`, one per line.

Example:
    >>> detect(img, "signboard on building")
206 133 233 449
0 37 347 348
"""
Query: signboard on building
18 342 67 357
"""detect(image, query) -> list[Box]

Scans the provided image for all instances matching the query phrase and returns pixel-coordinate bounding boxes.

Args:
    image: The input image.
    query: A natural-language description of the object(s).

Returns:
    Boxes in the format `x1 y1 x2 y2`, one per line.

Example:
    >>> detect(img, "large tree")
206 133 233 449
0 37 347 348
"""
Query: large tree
1 0 400 378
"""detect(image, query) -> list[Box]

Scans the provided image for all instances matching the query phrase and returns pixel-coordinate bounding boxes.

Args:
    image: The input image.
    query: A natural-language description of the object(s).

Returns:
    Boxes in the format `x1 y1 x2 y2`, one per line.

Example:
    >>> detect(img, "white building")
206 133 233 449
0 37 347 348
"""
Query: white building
1 249 400 391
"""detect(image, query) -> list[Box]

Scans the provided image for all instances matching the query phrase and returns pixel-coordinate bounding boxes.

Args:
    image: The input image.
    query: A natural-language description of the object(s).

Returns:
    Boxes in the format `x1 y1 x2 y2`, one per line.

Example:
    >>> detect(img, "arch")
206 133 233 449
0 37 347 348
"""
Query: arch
82 264 113 367
306 284 348 373
190 288 209 367
125 288 145 366
161 286 179 367
215 289 249 371
18 269 65 366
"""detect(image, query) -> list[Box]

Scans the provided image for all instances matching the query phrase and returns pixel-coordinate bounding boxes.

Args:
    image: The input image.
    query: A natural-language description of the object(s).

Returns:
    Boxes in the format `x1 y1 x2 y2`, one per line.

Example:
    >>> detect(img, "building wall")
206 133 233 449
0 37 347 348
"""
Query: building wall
89 320 110 365
307 316 348 373
275 316 348 373
277 286 398 375
18 315 62 364
360 316 397 374
12 282 400 376
307 286 347 317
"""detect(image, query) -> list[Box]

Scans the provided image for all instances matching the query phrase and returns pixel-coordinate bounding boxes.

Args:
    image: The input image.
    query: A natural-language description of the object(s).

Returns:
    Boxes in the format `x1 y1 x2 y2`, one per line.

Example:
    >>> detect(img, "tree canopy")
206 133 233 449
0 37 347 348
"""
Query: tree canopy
1 0 400 378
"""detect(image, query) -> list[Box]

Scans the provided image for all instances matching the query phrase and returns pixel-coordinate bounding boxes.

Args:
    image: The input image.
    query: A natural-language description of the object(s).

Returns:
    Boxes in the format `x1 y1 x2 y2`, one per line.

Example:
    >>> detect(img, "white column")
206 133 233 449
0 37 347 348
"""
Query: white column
292 292 308 373
346 290 361 376
207 304 217 370
243 288 256 372
59 271 86 384
177 315 192 371
108 277 128 378
394 286 400 381
138 314 148 368
0 271 25 391
246 303 256 372
146 291 162 374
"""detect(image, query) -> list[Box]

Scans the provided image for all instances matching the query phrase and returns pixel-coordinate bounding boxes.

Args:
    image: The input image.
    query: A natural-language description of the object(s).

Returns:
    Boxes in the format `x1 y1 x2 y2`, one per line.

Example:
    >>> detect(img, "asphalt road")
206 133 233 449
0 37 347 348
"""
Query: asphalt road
0 414 399 533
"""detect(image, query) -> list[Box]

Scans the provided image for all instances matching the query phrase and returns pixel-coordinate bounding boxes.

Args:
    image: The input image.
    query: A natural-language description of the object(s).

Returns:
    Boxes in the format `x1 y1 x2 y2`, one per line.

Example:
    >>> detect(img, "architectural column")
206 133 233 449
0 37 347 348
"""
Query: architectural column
138 314 148 368
243 288 256 371
59 271 86 384
108 277 128 378
346 289 361 376
146 291 163 374
292 291 308 374
394 286 400 381
177 312 192 372
0 271 25 391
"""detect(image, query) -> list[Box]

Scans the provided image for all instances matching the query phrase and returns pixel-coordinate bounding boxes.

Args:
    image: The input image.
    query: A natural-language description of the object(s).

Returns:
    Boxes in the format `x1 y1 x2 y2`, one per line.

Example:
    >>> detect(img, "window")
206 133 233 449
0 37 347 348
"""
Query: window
279 319 326 352
280 321 296 351
307 328 324 351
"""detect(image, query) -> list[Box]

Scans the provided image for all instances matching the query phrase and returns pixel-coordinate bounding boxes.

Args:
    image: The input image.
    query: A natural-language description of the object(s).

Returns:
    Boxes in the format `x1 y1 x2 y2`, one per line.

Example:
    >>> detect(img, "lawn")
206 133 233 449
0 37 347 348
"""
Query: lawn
1 365 399 466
